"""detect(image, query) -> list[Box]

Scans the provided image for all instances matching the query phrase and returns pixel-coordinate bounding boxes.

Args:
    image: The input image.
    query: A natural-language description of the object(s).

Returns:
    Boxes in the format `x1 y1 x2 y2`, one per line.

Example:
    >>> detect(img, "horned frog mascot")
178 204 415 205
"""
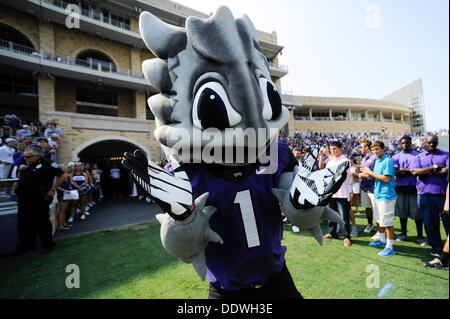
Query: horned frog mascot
122 6 348 299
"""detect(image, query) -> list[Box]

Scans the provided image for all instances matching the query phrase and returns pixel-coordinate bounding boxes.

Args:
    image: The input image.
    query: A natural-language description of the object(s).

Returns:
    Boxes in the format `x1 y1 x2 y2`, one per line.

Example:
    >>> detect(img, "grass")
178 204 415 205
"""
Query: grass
0 210 448 299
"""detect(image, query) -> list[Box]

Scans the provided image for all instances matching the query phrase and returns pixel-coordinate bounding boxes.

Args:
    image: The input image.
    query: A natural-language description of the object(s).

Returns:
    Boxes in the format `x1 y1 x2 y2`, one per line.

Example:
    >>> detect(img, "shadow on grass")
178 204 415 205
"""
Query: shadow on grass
0 221 182 299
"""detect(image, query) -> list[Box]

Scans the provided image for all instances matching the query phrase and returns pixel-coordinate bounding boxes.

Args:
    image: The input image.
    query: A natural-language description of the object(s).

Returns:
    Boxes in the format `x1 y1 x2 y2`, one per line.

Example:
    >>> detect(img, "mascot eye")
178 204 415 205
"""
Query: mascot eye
259 78 282 121
193 82 241 130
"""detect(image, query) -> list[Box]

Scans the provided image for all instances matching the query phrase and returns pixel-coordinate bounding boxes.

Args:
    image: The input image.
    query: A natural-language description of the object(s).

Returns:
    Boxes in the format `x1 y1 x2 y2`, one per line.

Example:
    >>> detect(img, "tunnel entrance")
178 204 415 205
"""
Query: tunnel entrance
77 139 144 198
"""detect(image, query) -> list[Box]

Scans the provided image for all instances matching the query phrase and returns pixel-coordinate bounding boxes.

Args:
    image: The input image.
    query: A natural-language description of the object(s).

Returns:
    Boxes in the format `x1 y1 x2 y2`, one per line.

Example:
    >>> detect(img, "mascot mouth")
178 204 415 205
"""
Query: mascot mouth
155 124 284 165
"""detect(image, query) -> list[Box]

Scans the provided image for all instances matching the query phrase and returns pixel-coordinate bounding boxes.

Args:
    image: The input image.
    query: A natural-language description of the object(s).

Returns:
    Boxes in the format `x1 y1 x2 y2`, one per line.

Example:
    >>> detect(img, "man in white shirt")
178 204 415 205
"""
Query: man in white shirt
110 164 121 198
17 124 33 139
0 138 16 194
319 141 353 246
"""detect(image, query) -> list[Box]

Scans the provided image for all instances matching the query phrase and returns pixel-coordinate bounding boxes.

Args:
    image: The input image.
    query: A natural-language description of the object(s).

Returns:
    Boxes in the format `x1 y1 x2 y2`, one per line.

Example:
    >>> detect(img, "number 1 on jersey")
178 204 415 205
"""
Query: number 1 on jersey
234 190 260 248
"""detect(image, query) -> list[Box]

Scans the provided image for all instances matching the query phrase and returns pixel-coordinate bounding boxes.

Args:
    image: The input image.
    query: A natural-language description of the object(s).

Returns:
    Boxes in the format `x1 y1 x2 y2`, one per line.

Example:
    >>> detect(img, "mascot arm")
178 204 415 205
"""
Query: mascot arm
122 150 223 281
273 146 349 245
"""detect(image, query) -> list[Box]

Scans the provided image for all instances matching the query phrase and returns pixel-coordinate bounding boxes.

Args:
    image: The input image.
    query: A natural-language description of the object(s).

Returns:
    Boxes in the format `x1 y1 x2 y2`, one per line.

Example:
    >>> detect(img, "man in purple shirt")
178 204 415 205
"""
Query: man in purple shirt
392 136 425 245
411 135 449 257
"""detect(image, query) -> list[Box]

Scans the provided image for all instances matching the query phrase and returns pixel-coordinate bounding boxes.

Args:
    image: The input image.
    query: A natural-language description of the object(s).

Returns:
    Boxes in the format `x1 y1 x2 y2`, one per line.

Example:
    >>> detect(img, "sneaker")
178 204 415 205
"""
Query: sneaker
350 226 359 237
80 214 86 220
292 225 300 233
84 211 90 216
344 238 352 247
67 217 74 223
396 235 407 242
363 224 374 234
424 258 449 270
145 197 152 203
369 241 386 247
378 247 395 257
139 195 144 200
76 208 81 215
85 206 90 212
371 231 380 241
417 238 428 246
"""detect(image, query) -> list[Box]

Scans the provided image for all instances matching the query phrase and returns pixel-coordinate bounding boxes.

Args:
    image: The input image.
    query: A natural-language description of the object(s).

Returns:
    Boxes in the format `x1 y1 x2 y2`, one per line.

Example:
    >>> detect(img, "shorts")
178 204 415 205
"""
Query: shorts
349 183 360 194
394 187 420 220
0 164 12 179
360 190 375 208
373 198 397 227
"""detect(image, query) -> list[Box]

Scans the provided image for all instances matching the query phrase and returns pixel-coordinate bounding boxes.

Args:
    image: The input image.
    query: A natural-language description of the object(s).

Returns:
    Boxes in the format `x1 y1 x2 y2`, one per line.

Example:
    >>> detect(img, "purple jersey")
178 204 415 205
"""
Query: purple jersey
360 153 377 193
410 149 449 195
391 150 419 187
183 142 294 290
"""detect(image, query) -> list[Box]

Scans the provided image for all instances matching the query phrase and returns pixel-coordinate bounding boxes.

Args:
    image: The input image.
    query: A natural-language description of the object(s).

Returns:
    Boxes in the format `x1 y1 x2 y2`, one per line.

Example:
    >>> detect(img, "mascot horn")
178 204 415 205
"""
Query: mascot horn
122 6 349 299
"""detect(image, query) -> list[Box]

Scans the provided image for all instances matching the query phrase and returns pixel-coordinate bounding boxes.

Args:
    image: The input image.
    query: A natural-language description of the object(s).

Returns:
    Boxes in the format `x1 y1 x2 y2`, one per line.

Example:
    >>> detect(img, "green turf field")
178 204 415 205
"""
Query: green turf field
0 212 448 299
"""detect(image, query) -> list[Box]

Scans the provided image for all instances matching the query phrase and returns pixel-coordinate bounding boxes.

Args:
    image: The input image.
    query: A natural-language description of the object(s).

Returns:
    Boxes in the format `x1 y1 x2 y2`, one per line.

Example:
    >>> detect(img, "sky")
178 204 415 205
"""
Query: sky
173 0 449 131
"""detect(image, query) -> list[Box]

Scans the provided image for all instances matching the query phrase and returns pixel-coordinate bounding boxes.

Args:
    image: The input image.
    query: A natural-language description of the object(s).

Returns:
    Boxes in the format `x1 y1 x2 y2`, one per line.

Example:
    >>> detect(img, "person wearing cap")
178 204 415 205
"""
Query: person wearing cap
15 146 67 254
17 124 33 139
0 137 16 195
44 121 63 140
37 136 54 161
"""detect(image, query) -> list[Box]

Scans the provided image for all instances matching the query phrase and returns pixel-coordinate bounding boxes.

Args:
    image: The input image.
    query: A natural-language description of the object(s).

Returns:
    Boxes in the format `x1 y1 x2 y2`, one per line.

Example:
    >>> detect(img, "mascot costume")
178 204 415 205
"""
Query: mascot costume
122 6 349 299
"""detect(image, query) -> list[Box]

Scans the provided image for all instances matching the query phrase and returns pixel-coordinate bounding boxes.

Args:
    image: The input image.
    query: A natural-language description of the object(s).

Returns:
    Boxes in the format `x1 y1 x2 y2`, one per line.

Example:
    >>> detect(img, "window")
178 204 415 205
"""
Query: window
76 87 118 116
76 51 116 72
102 9 110 23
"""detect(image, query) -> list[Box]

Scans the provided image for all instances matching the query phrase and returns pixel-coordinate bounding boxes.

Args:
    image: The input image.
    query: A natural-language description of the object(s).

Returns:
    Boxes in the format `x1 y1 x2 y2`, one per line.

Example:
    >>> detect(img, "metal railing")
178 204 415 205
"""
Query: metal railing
0 39 144 79
53 0 131 31
0 39 34 56
294 116 310 121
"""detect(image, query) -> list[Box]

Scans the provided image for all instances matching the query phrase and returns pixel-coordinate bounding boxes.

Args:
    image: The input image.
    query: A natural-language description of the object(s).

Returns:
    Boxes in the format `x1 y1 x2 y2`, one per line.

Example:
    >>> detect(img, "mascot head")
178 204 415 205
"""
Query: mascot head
140 6 289 165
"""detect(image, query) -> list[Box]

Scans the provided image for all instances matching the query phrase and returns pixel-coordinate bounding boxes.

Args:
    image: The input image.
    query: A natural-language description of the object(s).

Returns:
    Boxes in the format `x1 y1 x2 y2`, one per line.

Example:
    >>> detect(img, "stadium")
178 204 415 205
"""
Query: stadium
0 0 448 302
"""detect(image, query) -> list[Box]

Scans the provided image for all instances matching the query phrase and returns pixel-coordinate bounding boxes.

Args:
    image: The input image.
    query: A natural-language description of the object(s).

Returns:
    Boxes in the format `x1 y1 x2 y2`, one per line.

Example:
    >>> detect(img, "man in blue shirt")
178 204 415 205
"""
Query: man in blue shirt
362 141 397 257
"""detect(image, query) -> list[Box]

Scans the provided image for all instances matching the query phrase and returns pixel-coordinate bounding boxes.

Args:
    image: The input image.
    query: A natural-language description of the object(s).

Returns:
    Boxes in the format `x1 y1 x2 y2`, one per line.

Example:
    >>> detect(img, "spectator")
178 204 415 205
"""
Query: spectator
292 147 303 164
49 133 61 162
15 146 67 254
411 135 449 257
320 141 353 246
10 139 25 181
348 156 360 236
44 121 63 140
110 164 121 198
8 115 20 134
37 136 54 160
17 124 33 139
362 141 397 257
358 140 377 236
0 137 16 196
91 163 103 200
23 135 33 147
424 172 449 269
391 136 426 245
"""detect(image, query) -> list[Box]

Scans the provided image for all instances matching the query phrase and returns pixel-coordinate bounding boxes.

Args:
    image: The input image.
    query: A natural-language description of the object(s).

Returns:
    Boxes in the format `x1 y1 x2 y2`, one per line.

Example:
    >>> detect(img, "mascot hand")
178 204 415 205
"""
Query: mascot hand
122 150 193 220
155 192 223 281
272 188 344 246
290 146 349 209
